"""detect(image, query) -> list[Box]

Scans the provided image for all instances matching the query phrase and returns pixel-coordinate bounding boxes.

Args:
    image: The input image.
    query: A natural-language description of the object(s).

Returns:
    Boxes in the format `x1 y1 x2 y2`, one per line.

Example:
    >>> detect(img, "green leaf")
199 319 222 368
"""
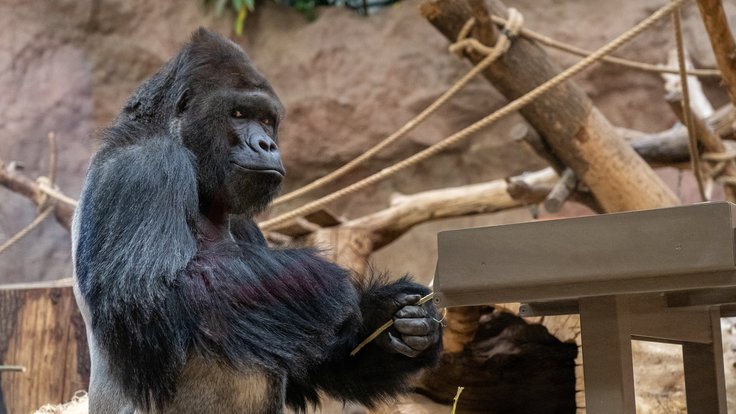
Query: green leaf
235 7 247 35
244 0 255 12
232 0 243 11
214 0 228 16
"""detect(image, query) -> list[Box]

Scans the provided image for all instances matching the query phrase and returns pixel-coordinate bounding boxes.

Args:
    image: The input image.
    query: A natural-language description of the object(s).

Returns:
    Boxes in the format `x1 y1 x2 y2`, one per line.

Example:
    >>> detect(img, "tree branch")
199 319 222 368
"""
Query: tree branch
0 160 74 231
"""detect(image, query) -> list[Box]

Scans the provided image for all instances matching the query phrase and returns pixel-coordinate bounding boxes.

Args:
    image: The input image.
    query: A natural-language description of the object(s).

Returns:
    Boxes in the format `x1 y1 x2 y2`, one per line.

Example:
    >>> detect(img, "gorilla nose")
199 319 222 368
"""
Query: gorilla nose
256 138 278 153
241 134 285 175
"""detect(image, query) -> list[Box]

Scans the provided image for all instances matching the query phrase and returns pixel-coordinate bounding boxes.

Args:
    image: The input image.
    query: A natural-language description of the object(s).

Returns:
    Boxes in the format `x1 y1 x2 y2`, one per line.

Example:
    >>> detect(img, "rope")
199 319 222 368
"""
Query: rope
673 2 707 201
489 15 721 78
0 206 54 255
259 0 690 231
702 148 736 161
270 10 524 207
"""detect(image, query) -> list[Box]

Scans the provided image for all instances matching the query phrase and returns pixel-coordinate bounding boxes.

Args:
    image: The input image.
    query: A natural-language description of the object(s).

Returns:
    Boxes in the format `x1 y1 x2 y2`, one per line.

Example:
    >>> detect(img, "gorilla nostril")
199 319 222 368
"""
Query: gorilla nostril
258 140 270 152
269 143 278 152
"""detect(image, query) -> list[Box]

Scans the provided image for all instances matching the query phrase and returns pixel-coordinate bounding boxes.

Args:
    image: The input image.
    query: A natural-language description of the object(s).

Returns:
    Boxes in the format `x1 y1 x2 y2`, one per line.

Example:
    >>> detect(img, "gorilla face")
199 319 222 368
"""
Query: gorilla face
172 30 286 219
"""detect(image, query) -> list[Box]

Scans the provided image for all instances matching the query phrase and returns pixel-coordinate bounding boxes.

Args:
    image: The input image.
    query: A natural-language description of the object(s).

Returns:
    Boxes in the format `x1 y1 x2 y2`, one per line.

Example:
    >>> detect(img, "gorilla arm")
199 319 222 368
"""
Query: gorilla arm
232 223 442 409
284 274 443 411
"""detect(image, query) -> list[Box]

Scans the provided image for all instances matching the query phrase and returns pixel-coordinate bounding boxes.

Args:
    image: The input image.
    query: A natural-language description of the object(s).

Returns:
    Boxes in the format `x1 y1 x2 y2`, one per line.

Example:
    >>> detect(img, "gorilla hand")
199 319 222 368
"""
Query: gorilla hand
377 293 441 358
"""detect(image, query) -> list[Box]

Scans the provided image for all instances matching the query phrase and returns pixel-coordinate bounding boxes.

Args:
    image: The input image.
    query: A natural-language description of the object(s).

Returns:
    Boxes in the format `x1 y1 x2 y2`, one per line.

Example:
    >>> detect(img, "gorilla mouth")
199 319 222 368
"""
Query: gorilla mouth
232 163 285 178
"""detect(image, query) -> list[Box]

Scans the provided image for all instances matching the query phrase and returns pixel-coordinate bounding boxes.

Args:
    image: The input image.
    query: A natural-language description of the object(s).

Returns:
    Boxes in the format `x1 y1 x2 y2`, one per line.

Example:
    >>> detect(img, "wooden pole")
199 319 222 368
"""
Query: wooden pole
0 280 89 414
420 0 680 213
696 0 736 106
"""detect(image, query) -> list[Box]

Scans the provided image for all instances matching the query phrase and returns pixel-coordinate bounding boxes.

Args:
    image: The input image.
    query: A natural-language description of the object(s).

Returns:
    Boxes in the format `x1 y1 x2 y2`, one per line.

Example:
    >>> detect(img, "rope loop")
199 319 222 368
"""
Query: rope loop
449 8 524 59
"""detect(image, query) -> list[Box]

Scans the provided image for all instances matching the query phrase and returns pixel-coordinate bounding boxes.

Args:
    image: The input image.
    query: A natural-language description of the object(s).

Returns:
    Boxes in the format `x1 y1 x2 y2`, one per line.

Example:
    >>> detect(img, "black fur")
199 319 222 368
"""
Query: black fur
75 28 441 413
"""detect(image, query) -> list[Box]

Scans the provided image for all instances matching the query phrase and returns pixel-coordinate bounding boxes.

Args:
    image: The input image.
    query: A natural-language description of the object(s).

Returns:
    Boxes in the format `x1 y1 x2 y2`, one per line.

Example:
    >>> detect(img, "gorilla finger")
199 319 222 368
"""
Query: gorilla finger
395 305 427 319
394 293 422 307
394 318 432 335
402 335 432 351
387 332 421 357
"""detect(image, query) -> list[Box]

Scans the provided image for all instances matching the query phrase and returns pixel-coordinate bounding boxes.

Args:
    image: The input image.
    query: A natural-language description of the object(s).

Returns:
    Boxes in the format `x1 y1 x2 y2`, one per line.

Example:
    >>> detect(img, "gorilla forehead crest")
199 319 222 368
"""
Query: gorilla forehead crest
122 28 280 124
181 28 274 92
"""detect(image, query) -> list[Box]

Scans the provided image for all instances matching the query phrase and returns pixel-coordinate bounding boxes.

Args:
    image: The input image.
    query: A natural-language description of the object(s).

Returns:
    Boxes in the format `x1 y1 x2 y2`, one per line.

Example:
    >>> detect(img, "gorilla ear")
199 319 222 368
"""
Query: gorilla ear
175 88 191 116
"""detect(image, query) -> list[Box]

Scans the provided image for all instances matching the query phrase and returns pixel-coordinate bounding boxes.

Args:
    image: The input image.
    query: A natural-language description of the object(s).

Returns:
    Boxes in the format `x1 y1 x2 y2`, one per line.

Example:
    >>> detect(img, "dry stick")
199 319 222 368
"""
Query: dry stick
451 387 465 414
0 365 26 373
47 132 57 186
489 15 721 77
673 3 708 201
259 0 690 231
696 0 736 105
0 206 54 255
36 181 78 207
271 12 523 207
0 164 76 236
0 132 63 255
350 292 435 356
544 167 577 213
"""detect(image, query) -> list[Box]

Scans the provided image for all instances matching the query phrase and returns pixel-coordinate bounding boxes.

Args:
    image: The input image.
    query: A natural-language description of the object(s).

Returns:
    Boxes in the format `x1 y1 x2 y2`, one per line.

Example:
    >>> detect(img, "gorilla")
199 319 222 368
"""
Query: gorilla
72 28 442 413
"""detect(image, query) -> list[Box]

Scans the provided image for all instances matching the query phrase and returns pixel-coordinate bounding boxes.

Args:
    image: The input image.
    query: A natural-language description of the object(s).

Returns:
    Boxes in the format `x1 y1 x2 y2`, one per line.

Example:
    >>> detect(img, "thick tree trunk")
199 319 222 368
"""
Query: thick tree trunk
0 280 89 414
419 0 679 213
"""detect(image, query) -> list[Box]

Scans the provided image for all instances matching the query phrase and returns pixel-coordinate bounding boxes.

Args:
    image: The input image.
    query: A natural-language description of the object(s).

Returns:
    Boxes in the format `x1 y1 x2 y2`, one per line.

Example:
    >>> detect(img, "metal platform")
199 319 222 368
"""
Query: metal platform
435 202 736 414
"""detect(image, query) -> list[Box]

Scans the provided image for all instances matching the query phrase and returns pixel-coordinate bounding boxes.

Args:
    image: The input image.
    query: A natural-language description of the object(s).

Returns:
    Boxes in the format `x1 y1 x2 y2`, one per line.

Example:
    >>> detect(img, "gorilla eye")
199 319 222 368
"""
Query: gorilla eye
232 110 244 119
261 117 273 126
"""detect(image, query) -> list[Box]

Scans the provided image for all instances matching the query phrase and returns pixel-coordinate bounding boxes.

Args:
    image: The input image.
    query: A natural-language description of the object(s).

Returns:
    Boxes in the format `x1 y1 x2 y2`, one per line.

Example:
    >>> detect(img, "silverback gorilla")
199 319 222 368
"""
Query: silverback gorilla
72 29 442 413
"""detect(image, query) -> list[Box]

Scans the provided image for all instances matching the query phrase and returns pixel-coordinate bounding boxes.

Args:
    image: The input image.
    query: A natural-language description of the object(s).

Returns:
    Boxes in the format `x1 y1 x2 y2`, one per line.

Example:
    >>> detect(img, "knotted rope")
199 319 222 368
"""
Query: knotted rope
270 9 524 207
449 8 523 58
260 0 690 231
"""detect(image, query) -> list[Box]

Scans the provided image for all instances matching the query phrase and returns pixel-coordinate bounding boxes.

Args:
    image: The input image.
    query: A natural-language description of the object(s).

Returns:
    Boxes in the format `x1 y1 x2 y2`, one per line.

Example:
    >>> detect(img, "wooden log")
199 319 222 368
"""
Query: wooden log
419 0 680 213
620 127 691 166
0 280 89 414
618 103 736 166
696 0 736 106
346 168 558 249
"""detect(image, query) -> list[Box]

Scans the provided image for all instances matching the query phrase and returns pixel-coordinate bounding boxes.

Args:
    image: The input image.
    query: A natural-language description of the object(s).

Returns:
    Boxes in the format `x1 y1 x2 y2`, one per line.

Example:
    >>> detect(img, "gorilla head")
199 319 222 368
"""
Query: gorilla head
119 29 285 220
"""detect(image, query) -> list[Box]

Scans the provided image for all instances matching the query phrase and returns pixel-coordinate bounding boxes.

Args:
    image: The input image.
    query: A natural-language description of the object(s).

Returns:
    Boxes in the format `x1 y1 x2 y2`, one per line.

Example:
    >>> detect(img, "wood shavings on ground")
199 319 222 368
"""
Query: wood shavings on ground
34 391 88 414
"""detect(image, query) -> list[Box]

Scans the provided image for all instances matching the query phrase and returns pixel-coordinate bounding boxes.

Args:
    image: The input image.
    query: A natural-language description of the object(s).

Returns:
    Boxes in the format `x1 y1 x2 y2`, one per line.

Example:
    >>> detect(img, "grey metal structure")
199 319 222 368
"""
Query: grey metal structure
435 202 736 414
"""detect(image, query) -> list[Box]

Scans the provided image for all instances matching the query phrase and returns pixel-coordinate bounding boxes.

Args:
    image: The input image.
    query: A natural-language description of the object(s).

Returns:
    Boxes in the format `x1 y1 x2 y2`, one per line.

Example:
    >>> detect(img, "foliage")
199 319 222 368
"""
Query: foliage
205 0 254 35
204 0 318 34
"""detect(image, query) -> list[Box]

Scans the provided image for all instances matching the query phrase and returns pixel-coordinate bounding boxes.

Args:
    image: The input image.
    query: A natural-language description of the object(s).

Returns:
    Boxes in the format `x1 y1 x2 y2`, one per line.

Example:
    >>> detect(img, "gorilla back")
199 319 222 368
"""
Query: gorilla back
73 29 441 413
